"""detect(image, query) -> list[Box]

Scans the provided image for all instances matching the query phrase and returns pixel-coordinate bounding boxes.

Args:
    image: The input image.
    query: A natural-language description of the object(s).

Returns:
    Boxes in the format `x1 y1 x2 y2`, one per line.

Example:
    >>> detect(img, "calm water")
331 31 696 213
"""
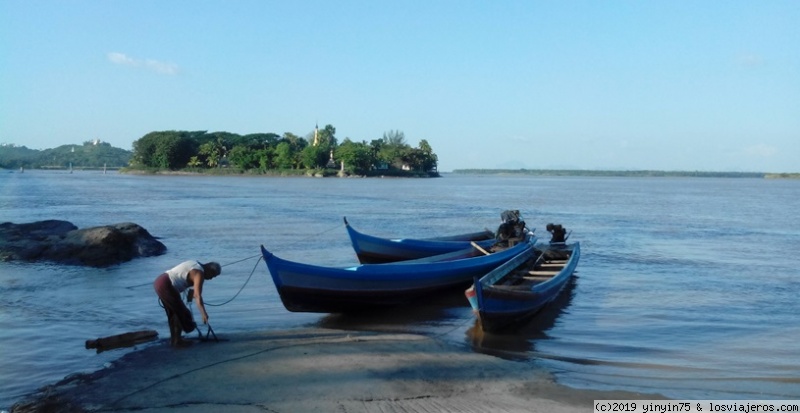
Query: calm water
1 170 798 408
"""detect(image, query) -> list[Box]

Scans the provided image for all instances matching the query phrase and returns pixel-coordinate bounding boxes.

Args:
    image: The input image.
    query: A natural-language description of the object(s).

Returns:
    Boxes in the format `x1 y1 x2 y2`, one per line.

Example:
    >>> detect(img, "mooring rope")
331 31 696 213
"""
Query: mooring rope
202 220 346 306
204 256 261 307
220 254 261 268
126 221 345 306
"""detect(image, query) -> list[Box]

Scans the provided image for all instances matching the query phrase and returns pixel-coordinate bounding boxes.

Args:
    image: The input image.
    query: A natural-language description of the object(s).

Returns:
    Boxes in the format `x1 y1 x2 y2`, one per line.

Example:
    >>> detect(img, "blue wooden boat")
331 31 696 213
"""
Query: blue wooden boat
260 236 534 313
343 217 496 264
466 241 580 333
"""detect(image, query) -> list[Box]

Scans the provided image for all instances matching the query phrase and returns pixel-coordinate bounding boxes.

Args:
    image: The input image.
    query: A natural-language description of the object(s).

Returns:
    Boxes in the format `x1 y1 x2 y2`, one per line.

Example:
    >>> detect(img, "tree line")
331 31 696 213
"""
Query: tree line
129 126 439 176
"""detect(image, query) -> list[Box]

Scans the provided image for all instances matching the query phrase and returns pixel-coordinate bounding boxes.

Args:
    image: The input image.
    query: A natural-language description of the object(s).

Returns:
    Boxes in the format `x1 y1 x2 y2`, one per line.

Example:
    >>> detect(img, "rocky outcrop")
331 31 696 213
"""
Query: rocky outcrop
0 220 166 267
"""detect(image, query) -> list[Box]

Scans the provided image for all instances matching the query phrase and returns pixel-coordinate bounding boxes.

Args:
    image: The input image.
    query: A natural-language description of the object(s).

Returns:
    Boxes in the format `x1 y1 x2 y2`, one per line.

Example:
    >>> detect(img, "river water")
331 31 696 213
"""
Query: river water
1 170 798 408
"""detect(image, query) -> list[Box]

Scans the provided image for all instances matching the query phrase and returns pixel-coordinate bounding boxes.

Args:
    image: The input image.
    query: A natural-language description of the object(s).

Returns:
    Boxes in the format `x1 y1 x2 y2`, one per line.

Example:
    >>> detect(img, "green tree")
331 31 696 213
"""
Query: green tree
154 133 193 169
199 137 227 168
280 132 308 169
336 139 374 173
227 145 260 170
131 132 160 167
301 145 328 169
380 130 408 169
131 131 194 169
317 124 338 148
382 130 406 147
187 156 202 168
369 139 386 169
274 142 294 169
305 124 338 169
254 148 272 171
417 139 438 171
243 133 280 150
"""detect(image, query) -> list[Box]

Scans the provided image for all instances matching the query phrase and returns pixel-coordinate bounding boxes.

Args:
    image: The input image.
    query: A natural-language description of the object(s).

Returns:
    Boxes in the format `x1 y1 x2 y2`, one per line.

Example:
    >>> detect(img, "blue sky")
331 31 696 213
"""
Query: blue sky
2 1 798 172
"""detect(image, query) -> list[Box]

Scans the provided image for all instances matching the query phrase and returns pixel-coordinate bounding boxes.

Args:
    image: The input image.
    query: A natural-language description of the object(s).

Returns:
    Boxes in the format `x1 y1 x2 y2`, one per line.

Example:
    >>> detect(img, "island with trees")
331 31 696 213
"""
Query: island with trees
0 125 441 177
127 126 439 177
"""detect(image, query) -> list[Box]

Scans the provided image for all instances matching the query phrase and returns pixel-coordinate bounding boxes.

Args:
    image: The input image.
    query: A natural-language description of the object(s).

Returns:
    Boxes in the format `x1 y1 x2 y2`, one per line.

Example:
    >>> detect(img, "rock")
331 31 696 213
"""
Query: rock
0 220 166 267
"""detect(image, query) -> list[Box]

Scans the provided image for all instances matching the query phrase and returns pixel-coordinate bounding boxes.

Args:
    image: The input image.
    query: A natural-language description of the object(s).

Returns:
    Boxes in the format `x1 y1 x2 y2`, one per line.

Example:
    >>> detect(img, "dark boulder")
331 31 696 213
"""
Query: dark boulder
0 220 166 267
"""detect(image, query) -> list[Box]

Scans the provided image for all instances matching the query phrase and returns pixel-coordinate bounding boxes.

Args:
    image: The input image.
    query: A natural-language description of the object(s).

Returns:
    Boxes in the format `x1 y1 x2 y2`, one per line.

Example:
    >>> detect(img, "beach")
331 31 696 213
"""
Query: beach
10 328 658 412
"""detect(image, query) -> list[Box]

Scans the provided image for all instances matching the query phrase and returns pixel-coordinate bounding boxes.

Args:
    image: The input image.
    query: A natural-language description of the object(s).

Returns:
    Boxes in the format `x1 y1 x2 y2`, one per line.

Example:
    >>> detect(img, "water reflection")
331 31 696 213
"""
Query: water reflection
315 287 471 333
466 276 578 360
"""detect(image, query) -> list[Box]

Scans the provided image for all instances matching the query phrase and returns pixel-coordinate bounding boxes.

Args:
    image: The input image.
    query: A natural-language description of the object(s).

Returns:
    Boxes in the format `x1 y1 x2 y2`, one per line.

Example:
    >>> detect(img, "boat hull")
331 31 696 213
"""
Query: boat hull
261 238 533 313
344 218 495 263
473 242 580 333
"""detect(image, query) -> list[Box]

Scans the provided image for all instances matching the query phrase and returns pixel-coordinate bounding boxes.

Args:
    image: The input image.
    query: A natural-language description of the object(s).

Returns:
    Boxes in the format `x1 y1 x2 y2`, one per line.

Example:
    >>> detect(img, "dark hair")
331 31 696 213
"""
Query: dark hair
204 262 221 277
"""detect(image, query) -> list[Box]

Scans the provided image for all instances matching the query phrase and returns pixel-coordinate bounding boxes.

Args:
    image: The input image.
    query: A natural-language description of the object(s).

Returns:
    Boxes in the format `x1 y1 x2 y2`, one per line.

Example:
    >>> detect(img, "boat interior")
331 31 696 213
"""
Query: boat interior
494 250 571 289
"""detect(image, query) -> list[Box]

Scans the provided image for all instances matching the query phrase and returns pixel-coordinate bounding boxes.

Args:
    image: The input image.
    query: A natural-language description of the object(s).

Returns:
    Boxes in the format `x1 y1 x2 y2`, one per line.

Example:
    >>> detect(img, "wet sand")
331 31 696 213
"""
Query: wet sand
10 328 661 412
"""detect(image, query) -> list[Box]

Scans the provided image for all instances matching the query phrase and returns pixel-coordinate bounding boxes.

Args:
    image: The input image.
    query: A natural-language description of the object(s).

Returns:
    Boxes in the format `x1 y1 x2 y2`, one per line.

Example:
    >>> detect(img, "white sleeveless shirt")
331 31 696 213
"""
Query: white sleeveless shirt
165 261 203 292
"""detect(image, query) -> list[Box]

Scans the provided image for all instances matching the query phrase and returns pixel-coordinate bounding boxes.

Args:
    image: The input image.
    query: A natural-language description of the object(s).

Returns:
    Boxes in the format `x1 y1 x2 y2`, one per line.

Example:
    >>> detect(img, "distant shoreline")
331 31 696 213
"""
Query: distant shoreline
9 167 798 179
451 169 800 179
5 167 439 178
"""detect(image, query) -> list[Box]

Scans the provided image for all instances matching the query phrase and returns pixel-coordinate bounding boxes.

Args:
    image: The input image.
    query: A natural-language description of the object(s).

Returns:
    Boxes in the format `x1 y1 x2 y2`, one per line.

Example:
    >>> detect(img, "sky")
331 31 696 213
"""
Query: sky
1 1 798 173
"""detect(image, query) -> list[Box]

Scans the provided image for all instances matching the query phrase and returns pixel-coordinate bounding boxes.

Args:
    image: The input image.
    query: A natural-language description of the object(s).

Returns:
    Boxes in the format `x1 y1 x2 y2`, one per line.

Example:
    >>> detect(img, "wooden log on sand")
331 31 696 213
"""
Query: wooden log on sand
85 330 159 353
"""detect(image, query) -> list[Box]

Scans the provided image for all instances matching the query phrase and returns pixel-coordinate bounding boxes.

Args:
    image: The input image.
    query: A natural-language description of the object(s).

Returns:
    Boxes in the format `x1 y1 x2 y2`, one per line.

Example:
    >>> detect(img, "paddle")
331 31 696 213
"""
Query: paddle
471 241 491 255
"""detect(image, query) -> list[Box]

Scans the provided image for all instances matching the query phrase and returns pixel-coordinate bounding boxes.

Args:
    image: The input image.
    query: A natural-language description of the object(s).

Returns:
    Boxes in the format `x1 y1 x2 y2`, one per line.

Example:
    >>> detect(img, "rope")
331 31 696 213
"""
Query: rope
125 221 344 291
203 221 344 306
204 256 262 306
125 256 262 291
137 220 348 321
221 254 261 267
125 281 152 290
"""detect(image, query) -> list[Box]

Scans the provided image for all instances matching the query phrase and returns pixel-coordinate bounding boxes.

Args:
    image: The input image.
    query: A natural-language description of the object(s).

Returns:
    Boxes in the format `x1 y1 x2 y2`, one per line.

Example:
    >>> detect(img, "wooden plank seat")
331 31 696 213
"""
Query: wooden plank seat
528 270 559 276
522 276 553 282
490 284 530 290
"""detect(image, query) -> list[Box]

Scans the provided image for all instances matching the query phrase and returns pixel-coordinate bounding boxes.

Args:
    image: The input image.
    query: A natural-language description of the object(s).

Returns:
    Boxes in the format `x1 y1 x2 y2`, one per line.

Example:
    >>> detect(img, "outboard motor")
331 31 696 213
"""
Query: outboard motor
546 223 567 243
495 210 527 247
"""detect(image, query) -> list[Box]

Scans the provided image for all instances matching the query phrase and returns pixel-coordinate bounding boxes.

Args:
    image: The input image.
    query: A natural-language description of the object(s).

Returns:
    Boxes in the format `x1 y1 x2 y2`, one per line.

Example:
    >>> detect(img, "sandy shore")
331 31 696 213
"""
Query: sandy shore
10 328 660 412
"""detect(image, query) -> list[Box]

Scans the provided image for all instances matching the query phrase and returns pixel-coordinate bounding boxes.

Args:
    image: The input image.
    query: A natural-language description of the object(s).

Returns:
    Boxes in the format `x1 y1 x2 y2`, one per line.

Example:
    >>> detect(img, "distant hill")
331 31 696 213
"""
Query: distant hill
0 141 132 169
452 169 799 179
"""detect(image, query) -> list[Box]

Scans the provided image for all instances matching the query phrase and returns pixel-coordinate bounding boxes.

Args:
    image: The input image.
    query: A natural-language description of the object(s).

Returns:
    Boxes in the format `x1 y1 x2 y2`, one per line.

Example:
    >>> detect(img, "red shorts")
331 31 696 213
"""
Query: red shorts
153 273 196 333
